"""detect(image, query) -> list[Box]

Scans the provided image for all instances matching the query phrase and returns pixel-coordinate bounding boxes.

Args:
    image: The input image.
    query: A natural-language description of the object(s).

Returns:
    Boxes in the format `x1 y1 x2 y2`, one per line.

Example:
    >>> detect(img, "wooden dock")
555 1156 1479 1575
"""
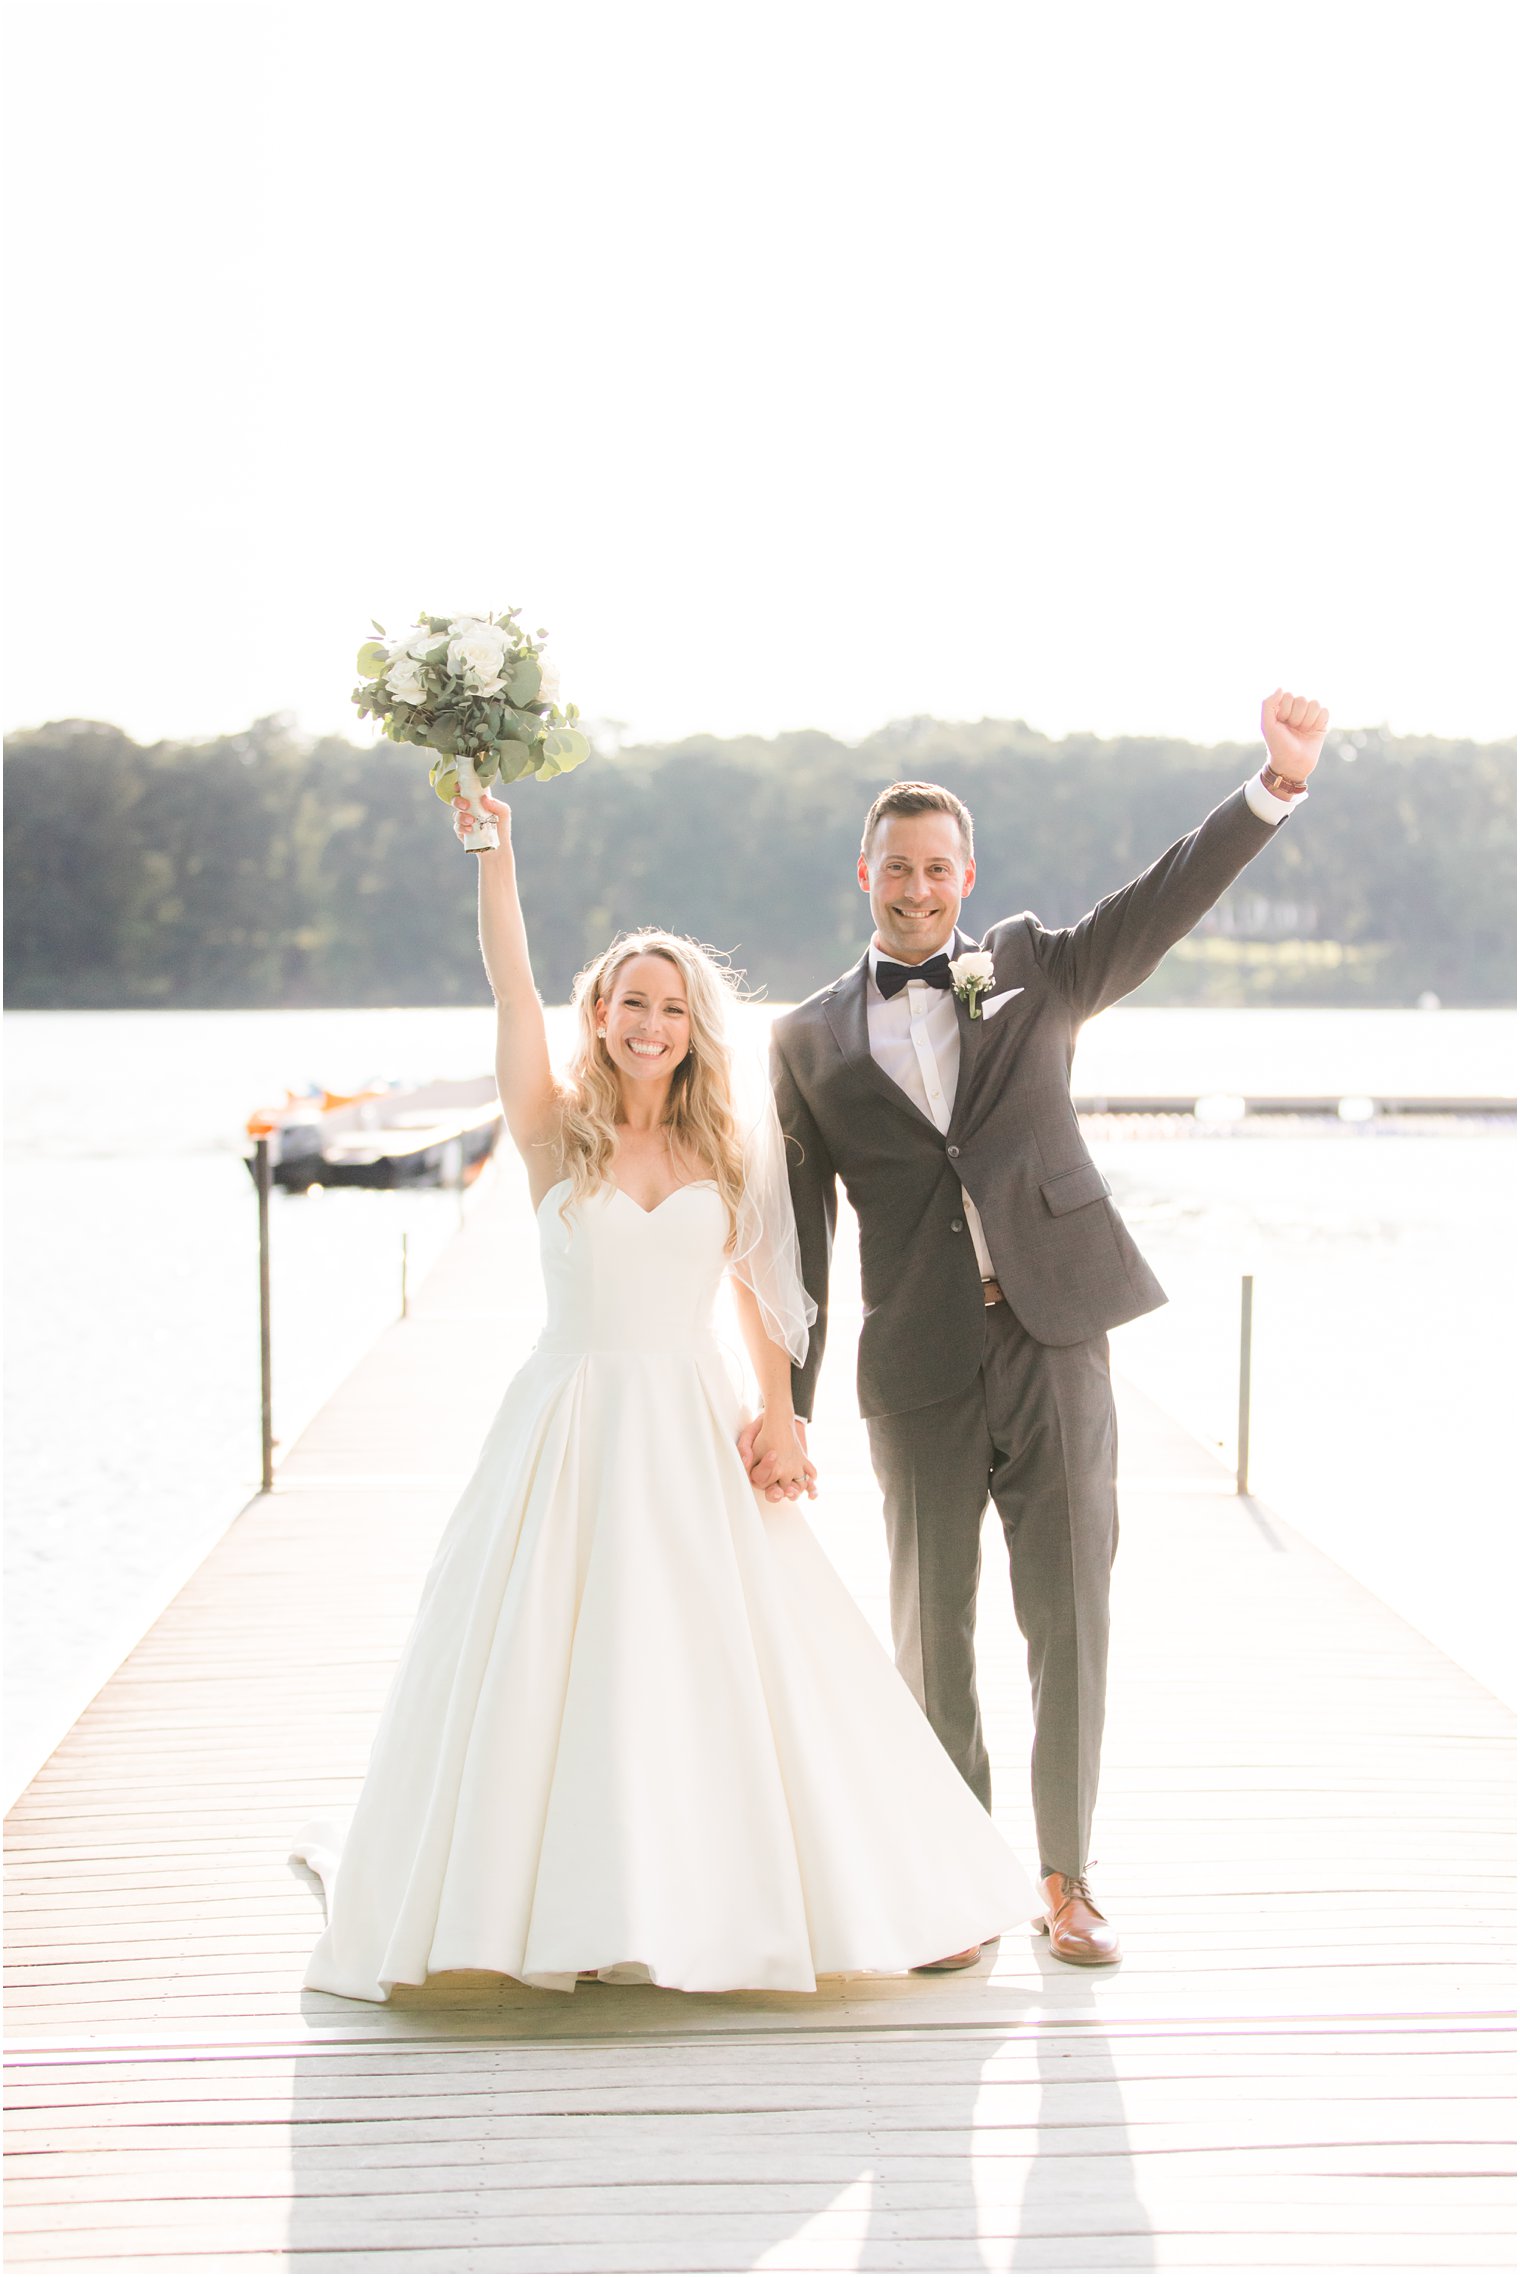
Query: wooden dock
6 1156 1514 2271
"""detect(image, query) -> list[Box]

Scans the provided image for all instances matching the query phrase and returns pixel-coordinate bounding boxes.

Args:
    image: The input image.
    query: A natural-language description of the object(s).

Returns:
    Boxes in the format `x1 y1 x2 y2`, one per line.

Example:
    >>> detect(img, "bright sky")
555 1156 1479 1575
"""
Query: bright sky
4 0 1513 752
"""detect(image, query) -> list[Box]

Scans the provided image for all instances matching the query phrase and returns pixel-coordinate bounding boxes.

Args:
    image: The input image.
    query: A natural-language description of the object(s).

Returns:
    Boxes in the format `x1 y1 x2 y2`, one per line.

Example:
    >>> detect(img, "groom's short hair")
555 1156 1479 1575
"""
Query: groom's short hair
861 781 974 863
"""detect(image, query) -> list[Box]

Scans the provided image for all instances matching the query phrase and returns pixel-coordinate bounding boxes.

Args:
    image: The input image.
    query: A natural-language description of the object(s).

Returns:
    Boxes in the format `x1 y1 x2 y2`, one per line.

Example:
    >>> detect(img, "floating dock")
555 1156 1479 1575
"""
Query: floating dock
5 1160 1513 2270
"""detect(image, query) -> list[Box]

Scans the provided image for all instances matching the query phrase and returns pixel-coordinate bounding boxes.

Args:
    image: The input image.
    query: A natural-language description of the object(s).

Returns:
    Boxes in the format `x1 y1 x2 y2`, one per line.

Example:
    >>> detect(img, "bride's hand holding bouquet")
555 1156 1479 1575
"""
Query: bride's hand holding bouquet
450 786 513 857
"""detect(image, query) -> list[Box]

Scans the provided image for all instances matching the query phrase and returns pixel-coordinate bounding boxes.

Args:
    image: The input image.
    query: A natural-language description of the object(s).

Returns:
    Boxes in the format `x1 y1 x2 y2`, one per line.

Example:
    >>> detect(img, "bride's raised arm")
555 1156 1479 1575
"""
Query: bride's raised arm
454 791 562 1197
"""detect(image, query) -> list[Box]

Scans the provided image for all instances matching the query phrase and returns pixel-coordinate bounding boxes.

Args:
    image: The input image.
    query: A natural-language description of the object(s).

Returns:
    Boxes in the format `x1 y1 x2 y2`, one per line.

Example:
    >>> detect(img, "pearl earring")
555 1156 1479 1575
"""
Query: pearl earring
597 1026 606 1038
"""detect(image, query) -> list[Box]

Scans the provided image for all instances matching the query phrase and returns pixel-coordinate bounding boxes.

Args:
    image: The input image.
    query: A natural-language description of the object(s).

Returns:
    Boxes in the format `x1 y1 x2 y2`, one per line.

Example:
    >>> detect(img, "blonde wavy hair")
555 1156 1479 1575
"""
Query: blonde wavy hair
554 930 748 1249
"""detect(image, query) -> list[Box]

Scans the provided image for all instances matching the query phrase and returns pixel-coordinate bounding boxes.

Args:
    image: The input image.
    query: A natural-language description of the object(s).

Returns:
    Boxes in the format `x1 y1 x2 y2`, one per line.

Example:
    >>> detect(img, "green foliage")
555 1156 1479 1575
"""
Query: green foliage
497 739 537 783
2 713 1513 1009
508 656 541 706
539 726 590 778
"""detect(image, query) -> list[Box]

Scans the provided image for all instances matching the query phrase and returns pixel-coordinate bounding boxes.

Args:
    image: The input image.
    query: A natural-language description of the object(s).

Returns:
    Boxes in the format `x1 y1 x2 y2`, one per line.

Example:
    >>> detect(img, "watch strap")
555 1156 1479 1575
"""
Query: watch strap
1259 761 1308 801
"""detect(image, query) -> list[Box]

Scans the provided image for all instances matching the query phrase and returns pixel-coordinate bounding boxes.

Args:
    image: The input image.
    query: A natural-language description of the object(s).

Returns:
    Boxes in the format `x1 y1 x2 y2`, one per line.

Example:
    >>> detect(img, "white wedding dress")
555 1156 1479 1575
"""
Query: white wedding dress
290 1174 1039 1999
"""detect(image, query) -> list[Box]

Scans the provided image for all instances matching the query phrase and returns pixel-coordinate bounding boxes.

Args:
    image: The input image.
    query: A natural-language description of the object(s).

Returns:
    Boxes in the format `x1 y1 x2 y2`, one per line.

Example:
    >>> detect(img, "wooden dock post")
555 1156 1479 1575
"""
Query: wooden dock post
1236 1270 1254 1497
255 1135 274 1495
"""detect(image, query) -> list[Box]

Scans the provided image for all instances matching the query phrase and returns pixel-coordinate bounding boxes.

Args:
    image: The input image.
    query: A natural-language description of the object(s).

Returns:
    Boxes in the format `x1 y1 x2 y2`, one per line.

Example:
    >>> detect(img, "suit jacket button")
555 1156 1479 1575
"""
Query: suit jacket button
951 1216 964 1233
947 1144 960 1158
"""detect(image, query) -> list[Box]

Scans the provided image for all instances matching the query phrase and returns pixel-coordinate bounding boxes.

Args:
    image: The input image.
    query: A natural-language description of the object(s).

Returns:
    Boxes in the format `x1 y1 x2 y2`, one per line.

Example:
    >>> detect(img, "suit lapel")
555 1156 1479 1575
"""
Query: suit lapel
945 926 1001 1140
820 951 944 1139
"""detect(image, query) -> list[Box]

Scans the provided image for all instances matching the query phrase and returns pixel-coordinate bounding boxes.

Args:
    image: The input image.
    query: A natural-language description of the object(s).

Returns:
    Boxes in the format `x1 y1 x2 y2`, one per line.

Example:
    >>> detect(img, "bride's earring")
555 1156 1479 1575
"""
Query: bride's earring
597 1026 607 1039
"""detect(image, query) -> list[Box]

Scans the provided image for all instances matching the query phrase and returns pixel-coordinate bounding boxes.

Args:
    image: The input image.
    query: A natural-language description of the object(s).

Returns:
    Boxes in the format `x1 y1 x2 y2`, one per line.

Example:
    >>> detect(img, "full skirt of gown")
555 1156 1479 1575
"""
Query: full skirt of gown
289 1176 1040 1998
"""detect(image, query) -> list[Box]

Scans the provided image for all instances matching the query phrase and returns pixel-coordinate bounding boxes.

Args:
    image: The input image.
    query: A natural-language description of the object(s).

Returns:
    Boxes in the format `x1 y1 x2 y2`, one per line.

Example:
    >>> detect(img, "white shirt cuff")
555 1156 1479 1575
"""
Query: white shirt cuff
1242 767 1305 825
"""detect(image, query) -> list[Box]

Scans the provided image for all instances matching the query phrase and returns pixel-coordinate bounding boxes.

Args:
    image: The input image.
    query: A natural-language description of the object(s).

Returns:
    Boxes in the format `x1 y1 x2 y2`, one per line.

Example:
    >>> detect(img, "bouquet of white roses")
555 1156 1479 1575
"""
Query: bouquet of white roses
352 608 591 850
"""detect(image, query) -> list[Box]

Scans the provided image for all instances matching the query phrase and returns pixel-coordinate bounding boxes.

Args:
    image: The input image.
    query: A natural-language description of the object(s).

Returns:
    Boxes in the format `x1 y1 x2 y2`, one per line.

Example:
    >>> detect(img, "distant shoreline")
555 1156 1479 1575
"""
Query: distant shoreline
6 716 1513 1009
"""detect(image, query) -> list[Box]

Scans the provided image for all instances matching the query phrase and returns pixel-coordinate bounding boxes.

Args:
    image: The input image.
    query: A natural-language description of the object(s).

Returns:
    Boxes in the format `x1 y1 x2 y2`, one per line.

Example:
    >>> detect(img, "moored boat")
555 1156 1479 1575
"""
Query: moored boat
244 1077 502 1191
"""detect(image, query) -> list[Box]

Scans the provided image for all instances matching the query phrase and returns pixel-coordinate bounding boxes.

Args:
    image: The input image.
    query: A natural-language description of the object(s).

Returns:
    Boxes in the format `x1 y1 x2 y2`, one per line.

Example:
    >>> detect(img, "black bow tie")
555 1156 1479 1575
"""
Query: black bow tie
875 950 953 999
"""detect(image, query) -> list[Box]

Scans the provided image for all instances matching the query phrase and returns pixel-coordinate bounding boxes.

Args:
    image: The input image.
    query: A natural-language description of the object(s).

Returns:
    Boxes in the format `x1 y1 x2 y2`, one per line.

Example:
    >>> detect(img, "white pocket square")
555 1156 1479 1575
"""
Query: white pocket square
979 987 1025 1021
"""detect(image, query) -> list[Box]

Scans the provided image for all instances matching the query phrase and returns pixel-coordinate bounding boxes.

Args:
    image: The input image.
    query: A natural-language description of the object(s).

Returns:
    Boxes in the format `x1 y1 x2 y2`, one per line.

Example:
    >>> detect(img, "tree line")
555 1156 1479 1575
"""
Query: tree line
3 712 1513 1009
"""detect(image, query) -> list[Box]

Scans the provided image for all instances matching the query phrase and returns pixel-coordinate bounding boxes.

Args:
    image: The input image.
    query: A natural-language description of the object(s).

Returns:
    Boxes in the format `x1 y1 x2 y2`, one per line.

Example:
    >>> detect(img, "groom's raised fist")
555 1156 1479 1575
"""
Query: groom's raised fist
1259 688 1330 787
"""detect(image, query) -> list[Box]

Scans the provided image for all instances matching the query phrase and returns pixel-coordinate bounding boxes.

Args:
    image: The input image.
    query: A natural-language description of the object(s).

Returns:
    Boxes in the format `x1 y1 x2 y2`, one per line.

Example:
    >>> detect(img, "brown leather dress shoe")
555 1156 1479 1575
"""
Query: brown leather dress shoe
911 1942 984 1972
1037 1871 1122 1965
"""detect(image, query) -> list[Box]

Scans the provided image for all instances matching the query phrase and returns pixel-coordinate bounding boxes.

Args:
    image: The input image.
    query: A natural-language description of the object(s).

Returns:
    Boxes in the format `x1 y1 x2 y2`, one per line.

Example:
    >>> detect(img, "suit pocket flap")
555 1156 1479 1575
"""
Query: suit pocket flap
1040 1162 1112 1216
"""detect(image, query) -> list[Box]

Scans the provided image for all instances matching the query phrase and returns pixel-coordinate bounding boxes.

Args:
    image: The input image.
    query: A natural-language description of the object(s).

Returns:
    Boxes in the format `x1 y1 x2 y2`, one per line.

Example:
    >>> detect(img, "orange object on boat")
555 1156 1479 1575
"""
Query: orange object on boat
318 1087 385 1112
245 1084 386 1137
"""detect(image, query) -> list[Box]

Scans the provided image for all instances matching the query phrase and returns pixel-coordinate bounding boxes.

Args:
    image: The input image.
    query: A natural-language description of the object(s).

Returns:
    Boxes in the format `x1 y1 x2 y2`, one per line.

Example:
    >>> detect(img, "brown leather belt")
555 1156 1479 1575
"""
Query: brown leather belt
982 1277 1006 1307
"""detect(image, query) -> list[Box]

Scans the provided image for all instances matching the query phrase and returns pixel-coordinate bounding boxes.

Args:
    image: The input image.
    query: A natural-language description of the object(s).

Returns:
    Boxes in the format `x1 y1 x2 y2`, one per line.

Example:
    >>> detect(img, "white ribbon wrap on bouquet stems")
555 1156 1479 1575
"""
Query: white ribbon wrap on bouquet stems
724 1014 817 1372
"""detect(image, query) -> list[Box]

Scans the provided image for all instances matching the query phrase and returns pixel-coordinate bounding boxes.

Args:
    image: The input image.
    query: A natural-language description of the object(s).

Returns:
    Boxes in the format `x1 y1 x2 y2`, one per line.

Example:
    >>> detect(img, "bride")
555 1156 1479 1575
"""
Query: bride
289 787 1039 1999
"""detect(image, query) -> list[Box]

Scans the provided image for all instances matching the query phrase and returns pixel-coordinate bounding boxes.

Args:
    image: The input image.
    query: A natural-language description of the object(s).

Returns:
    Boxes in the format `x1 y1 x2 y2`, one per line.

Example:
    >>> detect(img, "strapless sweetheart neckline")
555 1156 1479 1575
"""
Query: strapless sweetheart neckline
536 1175 719 1222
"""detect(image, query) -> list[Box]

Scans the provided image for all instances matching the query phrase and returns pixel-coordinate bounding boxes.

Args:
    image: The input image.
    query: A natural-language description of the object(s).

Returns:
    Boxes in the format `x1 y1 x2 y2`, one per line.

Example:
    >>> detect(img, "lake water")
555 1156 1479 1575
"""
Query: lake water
4 1005 1514 1803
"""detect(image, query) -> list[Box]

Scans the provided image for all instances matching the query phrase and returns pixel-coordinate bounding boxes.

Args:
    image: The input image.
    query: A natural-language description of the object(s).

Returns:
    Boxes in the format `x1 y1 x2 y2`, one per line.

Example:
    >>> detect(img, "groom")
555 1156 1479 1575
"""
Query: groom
745 690 1329 1967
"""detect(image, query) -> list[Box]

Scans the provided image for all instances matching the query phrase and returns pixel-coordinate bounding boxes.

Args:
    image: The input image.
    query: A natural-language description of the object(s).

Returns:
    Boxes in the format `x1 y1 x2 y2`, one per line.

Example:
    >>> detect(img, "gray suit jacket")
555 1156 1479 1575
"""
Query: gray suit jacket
771 783 1283 1422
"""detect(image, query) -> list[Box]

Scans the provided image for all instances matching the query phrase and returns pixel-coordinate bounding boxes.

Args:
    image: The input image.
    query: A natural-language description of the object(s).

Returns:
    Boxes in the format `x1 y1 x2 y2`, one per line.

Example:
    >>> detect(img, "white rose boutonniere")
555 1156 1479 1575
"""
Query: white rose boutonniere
949 949 996 1019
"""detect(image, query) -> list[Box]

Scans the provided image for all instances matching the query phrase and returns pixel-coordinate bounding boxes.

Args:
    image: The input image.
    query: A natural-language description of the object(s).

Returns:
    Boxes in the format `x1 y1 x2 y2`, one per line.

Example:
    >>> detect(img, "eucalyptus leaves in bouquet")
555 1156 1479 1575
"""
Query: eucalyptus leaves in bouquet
353 609 591 851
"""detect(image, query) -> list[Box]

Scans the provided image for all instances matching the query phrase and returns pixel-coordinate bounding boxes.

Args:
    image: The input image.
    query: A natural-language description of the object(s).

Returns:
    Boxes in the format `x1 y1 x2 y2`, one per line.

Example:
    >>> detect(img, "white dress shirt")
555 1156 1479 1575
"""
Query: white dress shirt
1240 769 1306 827
864 935 999 1279
863 772 1302 1282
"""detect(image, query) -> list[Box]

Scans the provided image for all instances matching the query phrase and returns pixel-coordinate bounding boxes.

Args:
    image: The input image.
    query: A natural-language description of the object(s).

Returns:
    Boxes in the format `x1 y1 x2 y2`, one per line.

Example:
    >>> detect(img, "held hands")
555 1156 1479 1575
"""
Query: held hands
737 1412 819 1503
1260 688 1330 787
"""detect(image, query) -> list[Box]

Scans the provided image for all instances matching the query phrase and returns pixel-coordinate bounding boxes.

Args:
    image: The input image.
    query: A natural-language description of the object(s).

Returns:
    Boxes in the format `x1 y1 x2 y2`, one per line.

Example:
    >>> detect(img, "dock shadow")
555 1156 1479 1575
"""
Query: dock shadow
1000 1954 1155 2274
846 1944 1155 2275
281 1932 1154 2272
